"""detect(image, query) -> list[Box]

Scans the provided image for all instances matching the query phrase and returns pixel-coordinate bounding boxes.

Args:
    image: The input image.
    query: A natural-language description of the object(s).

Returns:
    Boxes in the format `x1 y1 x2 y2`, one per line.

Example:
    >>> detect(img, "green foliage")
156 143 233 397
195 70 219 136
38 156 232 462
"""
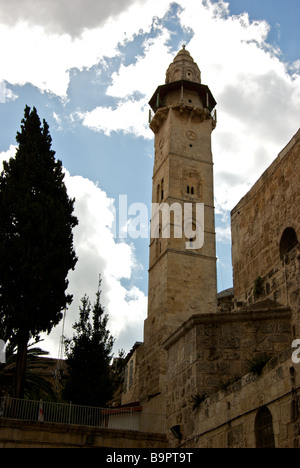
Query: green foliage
253 276 263 298
63 277 115 407
0 337 56 400
219 375 241 391
0 105 78 335
0 106 78 397
112 349 126 388
247 354 271 376
190 392 206 411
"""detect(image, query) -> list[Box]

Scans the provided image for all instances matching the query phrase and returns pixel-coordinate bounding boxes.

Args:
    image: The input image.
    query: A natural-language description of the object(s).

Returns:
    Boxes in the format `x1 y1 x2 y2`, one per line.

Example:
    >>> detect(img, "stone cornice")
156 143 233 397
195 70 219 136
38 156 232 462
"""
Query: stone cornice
163 305 291 351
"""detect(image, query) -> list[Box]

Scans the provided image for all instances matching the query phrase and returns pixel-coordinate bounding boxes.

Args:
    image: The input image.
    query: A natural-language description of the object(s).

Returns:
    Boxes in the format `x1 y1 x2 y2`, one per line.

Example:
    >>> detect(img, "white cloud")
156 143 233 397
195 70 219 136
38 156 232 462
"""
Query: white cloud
0 149 147 357
78 98 152 139
291 60 300 72
1 0 300 353
0 143 147 355
79 0 300 210
0 23 70 97
76 25 175 138
1 0 299 193
175 0 300 212
42 170 147 357
0 81 17 103
216 225 232 244
0 145 17 167
0 0 152 37
107 30 173 99
0 20 128 98
0 0 171 98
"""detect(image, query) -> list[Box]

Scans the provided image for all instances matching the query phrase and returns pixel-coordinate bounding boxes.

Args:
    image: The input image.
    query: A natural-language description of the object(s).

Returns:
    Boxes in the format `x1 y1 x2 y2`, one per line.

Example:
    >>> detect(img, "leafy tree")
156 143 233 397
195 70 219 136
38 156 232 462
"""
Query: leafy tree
0 337 57 401
63 278 115 407
0 106 78 398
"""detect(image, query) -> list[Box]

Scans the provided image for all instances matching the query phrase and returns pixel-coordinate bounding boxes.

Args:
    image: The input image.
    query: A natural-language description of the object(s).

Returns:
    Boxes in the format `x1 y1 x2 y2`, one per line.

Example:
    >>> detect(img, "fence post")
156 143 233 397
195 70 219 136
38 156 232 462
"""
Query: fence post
68 401 72 425
0 396 6 417
38 400 44 422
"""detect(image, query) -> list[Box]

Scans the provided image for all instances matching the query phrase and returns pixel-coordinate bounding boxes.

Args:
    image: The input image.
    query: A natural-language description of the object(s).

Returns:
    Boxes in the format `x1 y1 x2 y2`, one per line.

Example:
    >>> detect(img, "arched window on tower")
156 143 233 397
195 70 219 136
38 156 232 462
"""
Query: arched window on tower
157 184 160 203
279 227 299 261
155 226 162 258
186 186 195 195
172 68 181 82
255 406 275 448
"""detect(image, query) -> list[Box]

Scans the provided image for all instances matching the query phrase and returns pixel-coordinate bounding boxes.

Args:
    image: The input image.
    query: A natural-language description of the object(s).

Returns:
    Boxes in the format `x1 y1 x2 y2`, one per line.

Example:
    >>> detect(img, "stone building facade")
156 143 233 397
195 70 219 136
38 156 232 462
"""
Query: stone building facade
231 129 300 335
122 47 300 448
168 348 300 448
162 129 300 448
123 47 218 412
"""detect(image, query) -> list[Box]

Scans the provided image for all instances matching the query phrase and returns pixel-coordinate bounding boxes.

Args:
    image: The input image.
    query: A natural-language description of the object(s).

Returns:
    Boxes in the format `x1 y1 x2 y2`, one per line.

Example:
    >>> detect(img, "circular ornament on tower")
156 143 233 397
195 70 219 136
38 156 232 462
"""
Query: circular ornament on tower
186 130 197 141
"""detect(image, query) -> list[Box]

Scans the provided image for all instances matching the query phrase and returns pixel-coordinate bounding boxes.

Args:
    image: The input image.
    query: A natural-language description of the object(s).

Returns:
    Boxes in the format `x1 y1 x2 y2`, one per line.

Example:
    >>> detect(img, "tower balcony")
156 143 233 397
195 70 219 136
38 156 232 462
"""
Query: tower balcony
149 80 217 114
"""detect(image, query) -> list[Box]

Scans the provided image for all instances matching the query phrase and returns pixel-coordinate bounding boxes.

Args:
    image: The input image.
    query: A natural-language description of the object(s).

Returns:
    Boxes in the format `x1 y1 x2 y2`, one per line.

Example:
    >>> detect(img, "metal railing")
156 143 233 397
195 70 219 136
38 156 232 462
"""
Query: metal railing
0 397 166 434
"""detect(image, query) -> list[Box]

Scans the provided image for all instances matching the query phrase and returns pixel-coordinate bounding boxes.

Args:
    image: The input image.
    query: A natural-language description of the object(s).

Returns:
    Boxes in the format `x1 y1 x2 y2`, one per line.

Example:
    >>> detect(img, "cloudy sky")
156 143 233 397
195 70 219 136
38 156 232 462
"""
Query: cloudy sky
0 0 299 358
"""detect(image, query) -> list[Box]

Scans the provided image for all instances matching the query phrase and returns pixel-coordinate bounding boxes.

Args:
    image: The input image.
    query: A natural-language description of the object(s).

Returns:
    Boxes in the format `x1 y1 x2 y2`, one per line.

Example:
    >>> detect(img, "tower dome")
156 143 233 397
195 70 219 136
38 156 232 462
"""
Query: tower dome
165 45 201 84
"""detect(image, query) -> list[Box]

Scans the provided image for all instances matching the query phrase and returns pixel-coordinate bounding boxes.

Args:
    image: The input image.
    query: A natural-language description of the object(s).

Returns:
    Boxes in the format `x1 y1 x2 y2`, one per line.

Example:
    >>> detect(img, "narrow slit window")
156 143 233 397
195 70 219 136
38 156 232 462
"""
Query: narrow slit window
157 184 160 203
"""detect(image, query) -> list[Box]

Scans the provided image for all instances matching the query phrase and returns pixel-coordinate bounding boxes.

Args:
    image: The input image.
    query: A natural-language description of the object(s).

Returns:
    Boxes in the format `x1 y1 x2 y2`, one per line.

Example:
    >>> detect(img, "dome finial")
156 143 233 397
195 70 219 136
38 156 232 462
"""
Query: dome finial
165 45 201 84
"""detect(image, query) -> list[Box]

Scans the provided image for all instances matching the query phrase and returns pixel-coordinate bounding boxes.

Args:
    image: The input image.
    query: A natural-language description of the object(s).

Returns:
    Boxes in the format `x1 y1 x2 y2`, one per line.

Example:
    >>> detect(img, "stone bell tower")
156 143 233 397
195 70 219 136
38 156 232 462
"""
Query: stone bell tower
138 46 218 407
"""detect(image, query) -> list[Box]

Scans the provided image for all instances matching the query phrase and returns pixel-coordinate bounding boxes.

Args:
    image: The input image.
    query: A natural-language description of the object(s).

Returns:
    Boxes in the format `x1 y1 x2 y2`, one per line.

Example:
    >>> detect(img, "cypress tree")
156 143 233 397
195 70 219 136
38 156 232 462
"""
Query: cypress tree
0 106 78 398
64 277 115 407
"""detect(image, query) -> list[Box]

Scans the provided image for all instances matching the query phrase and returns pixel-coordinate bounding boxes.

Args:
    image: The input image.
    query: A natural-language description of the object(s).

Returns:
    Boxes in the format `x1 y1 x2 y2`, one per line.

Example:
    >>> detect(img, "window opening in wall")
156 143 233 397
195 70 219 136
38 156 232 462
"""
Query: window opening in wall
161 178 164 201
186 185 195 195
123 366 128 393
156 226 162 258
157 184 160 203
129 360 134 389
255 406 275 448
279 227 298 260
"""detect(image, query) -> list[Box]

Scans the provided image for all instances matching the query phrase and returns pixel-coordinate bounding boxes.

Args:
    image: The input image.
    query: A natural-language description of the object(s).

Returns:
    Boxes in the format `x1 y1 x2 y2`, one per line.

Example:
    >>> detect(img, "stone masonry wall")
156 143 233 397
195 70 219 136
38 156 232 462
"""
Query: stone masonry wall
168 351 300 448
233 244 300 336
164 305 292 440
231 129 300 346
0 419 168 448
231 131 300 306
122 343 143 406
